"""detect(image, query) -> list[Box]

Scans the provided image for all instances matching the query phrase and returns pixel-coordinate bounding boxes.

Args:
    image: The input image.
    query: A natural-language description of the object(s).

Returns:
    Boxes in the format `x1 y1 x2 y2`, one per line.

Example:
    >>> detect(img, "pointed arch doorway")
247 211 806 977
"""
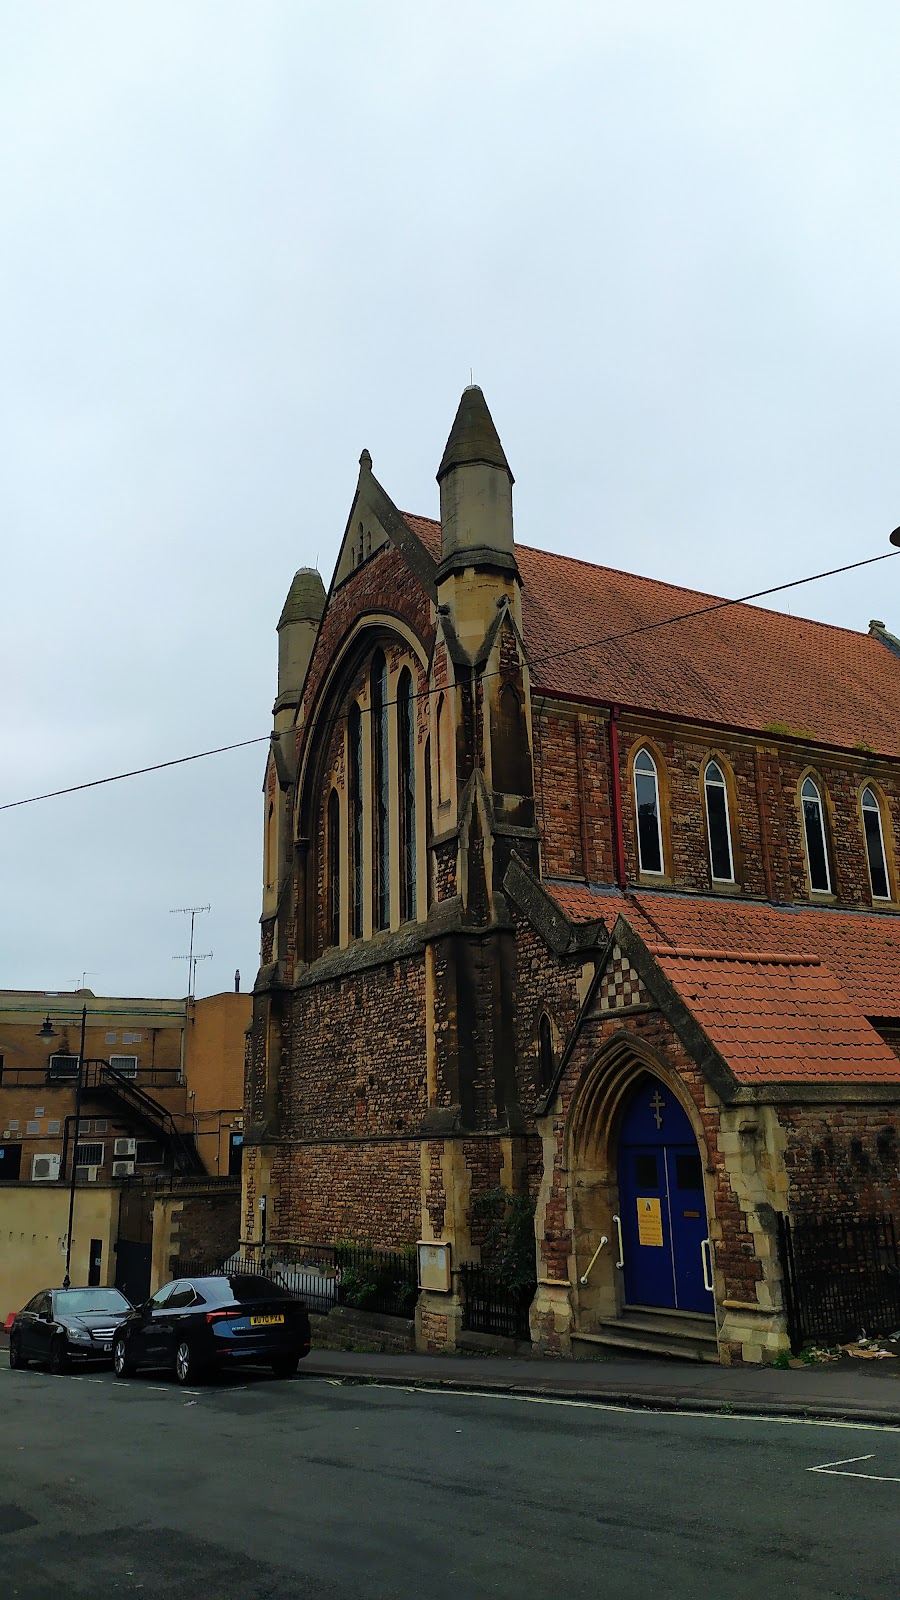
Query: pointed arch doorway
616 1075 713 1315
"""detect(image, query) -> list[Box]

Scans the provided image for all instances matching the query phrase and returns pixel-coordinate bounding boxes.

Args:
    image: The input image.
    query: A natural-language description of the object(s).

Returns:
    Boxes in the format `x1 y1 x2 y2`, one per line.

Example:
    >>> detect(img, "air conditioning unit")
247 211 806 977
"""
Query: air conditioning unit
112 1160 135 1177
32 1153 61 1182
114 1138 137 1158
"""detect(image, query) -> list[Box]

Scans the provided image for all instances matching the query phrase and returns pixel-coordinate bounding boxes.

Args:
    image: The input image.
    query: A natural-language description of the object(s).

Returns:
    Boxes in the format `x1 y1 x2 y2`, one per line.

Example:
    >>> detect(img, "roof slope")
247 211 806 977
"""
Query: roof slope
546 885 900 1019
400 512 900 754
649 946 899 1084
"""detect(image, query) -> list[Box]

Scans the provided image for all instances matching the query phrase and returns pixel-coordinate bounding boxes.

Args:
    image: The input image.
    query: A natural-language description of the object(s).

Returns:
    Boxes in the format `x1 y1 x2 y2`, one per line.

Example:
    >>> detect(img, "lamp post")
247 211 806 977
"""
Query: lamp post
38 1003 87 1289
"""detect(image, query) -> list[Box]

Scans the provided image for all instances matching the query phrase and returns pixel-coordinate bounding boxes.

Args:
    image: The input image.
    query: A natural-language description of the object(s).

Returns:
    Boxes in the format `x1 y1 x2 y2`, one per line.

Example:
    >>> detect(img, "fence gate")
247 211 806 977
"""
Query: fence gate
777 1213 900 1352
115 1240 152 1306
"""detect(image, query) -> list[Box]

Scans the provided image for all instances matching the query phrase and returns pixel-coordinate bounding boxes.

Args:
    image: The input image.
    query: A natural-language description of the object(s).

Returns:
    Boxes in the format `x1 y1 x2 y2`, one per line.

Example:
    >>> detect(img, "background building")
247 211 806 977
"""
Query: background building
0 987 250 1316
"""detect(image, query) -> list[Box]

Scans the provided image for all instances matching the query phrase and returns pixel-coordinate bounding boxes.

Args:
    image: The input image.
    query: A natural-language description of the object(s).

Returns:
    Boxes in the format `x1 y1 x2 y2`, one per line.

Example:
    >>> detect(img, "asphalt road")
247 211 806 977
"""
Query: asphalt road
0 1360 897 1600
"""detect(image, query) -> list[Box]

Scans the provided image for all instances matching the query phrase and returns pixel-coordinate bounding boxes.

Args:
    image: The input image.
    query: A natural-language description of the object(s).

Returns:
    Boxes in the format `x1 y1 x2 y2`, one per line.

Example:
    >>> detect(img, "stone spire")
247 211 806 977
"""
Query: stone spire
275 567 326 727
436 386 517 577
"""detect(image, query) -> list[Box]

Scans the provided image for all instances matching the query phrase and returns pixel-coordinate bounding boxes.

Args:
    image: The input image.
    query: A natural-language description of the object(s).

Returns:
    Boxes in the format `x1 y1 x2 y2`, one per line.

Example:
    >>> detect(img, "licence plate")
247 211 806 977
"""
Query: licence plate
250 1314 284 1326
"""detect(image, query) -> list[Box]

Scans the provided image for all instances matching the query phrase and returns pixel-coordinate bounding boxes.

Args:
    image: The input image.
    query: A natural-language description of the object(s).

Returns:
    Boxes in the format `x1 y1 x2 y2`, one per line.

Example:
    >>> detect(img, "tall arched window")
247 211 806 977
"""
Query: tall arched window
327 788 341 947
348 703 363 938
801 777 831 894
264 801 275 891
704 760 735 883
436 692 451 805
537 1013 555 1094
371 652 390 929
398 669 417 922
423 735 433 909
862 786 890 901
634 748 664 874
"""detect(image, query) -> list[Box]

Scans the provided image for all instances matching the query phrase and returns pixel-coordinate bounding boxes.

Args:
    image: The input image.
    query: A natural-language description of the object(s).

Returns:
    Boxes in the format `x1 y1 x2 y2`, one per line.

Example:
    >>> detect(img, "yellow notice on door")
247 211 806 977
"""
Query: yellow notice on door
637 1196 664 1247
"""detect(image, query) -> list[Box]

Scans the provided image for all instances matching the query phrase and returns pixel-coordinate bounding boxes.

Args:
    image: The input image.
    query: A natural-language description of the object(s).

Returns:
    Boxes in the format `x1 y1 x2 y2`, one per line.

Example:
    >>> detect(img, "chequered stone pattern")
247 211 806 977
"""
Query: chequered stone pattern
596 945 648 1012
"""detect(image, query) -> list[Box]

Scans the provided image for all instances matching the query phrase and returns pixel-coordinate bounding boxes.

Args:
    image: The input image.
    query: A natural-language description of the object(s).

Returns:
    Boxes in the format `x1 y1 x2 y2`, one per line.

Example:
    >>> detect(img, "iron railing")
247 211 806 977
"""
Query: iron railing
173 1242 418 1320
777 1212 900 1352
459 1263 535 1342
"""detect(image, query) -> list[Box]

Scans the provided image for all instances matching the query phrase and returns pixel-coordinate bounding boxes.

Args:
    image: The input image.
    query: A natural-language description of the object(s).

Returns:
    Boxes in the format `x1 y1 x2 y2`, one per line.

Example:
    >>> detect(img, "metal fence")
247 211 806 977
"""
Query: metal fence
173 1242 418 1320
777 1212 900 1352
459 1264 535 1342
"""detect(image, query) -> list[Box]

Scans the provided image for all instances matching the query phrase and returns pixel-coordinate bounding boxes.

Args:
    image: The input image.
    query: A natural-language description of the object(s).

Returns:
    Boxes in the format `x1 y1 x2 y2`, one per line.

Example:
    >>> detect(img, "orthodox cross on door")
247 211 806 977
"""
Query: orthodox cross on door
649 1089 666 1129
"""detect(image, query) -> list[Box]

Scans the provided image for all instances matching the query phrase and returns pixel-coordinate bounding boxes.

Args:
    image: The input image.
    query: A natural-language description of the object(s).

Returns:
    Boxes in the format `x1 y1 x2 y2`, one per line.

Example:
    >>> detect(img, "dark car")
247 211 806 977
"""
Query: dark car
112 1274 311 1385
9 1287 133 1373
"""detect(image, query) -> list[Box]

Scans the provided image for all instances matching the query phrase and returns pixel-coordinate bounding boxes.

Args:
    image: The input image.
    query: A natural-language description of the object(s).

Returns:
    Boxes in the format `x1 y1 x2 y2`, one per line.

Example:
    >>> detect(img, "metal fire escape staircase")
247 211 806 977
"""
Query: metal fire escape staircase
80 1060 204 1175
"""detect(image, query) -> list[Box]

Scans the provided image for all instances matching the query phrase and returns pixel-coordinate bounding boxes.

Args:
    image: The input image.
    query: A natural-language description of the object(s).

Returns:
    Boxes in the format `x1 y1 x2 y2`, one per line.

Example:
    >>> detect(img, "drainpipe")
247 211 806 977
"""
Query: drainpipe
608 704 627 891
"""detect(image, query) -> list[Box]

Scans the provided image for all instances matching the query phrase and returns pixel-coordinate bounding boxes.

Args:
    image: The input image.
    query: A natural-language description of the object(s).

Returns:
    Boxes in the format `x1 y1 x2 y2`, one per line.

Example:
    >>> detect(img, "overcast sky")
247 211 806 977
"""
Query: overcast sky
2 3 899 1000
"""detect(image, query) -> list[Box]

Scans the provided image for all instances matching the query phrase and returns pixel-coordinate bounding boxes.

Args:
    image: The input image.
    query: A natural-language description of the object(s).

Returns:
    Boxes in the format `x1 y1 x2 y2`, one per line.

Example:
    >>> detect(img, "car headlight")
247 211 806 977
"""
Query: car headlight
63 1327 94 1345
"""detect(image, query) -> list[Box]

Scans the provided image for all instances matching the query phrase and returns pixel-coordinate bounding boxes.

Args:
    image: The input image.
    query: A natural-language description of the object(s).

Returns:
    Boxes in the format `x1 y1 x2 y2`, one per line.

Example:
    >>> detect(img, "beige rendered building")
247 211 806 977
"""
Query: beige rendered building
0 987 250 1317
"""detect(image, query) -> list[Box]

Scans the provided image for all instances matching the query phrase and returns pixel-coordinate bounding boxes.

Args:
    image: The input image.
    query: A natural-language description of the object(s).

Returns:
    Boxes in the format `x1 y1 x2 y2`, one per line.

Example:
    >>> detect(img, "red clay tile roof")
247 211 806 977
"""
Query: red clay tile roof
401 513 900 756
544 884 900 1019
647 945 899 1083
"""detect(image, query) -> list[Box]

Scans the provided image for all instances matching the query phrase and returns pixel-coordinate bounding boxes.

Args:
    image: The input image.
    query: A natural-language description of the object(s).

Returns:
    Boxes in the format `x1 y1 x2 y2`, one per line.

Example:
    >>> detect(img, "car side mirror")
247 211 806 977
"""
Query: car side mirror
40 1310 53 1322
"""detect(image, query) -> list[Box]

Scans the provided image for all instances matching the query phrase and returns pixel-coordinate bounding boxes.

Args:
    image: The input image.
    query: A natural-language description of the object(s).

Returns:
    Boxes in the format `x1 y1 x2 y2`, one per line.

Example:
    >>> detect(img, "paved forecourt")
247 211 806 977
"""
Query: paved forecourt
0 1362 897 1600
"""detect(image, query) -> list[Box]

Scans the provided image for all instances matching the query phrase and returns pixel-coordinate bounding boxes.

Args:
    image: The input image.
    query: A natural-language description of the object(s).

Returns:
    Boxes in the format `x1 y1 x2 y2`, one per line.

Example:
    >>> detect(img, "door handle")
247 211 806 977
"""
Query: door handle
613 1214 625 1269
701 1238 713 1293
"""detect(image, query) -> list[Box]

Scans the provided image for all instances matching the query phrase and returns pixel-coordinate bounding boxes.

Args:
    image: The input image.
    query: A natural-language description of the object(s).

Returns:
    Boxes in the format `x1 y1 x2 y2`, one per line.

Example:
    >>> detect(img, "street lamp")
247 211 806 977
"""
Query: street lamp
38 1004 87 1289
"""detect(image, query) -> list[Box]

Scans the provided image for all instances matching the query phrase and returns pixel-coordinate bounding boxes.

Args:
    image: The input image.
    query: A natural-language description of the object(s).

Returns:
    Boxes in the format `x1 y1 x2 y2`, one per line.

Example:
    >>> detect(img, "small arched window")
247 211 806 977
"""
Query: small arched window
348 703 364 938
371 652 390 929
704 760 735 883
327 789 341 947
801 777 831 894
537 1013 555 1093
862 786 890 901
634 748 664 874
398 670 417 922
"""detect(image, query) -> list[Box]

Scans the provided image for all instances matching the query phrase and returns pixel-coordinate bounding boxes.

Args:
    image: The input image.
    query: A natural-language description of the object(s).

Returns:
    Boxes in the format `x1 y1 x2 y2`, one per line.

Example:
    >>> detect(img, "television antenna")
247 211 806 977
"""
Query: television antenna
170 904 210 998
172 951 213 998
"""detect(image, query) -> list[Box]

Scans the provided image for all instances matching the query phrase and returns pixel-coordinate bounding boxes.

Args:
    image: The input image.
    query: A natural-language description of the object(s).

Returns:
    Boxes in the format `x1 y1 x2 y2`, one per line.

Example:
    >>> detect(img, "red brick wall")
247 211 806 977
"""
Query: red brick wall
270 1139 421 1246
779 1106 900 1217
282 958 428 1140
533 705 900 912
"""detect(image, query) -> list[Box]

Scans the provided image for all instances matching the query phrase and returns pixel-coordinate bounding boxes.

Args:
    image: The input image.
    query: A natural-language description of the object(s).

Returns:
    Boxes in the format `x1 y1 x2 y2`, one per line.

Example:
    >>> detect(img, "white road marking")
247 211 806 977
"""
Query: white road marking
808 1453 900 1483
369 1381 900 1432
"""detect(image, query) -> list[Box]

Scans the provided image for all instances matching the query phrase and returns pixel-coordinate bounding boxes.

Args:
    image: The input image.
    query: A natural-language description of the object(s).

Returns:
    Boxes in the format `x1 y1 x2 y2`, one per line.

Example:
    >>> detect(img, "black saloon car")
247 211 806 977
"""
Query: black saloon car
9 1287 133 1372
112 1273 311 1384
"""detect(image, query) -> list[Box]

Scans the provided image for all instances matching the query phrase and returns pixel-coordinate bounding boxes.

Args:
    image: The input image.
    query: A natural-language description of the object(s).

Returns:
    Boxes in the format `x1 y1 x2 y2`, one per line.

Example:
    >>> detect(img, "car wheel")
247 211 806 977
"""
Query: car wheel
8 1336 27 1370
49 1336 70 1375
113 1336 136 1379
271 1354 301 1379
174 1339 205 1386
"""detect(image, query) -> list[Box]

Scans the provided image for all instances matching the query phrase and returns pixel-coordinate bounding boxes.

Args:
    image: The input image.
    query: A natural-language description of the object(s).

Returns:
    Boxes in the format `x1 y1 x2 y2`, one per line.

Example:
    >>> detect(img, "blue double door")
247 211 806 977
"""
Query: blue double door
617 1076 713 1316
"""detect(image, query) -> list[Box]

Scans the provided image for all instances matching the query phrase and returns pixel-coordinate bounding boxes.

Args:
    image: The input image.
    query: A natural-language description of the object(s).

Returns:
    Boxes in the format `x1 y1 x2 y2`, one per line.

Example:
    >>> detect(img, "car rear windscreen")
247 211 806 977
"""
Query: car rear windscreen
202 1275 297 1302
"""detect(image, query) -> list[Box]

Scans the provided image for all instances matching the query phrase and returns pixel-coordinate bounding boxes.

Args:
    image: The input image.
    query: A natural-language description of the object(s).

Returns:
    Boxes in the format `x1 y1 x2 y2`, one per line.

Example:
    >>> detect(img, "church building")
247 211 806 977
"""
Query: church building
244 386 900 1363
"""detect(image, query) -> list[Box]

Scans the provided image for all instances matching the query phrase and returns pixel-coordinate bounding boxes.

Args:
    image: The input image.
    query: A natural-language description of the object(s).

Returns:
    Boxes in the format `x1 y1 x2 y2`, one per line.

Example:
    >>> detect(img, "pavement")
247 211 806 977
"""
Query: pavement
302 1345 900 1426
2 1360 899 1599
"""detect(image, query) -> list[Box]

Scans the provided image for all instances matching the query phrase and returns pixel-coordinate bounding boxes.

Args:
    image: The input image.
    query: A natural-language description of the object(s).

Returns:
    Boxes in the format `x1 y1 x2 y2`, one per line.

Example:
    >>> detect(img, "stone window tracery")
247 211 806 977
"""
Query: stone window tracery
327 788 341 947
371 651 391 930
348 703 364 938
398 669 417 923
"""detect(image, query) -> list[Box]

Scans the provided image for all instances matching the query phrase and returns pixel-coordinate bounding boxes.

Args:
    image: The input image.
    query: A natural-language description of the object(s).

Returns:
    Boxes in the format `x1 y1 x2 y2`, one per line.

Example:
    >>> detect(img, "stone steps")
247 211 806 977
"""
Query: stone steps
572 1306 719 1364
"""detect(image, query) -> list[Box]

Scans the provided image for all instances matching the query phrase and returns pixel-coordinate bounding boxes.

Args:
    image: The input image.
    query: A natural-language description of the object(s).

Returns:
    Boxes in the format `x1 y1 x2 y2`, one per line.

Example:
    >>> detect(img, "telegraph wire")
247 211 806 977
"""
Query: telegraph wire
2 547 897 815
